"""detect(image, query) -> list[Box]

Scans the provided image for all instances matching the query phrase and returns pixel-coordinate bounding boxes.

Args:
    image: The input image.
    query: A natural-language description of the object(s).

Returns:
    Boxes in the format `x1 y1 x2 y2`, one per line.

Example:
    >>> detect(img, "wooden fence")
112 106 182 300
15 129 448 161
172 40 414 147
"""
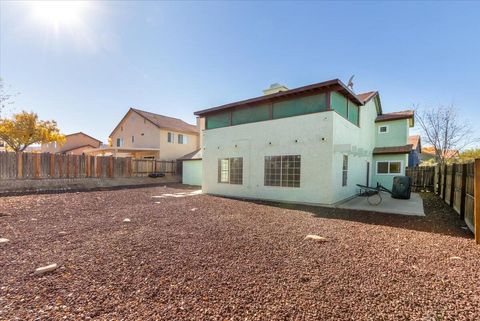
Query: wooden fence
407 160 480 243
0 152 177 180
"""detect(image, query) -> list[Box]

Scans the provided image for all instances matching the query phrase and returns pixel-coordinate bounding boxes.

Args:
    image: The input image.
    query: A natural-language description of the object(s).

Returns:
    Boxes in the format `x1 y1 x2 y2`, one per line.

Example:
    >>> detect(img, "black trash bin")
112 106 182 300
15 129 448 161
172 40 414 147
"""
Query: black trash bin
391 176 411 199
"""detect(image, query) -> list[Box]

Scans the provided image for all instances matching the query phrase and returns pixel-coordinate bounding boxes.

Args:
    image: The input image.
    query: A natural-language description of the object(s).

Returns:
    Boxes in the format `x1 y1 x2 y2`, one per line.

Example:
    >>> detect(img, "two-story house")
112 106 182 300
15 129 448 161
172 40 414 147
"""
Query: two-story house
193 79 414 205
41 132 102 155
87 108 199 161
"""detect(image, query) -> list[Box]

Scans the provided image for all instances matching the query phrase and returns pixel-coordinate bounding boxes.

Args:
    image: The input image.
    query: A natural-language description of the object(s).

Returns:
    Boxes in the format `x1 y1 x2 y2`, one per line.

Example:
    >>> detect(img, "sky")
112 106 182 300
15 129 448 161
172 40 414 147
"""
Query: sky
1 1 479 145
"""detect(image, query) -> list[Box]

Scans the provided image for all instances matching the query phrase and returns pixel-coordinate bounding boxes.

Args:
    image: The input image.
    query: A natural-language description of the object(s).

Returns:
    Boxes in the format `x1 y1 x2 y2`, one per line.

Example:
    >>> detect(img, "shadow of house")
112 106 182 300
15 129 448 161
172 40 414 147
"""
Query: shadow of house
240 193 472 239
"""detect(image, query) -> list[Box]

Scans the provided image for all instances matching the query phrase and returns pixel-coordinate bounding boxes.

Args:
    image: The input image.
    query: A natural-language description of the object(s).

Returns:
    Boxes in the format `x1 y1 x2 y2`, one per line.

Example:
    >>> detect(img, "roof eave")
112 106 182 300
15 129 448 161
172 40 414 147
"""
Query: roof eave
194 79 364 116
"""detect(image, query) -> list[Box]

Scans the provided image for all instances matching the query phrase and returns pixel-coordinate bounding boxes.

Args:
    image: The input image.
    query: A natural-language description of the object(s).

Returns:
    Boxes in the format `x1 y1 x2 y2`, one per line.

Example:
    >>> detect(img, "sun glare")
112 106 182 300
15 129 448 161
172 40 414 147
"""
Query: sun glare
30 1 90 29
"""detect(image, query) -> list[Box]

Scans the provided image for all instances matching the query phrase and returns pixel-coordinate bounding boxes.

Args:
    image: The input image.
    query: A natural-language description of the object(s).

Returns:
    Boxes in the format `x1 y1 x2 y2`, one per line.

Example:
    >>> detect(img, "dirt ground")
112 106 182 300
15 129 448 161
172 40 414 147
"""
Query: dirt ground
1 186 479 320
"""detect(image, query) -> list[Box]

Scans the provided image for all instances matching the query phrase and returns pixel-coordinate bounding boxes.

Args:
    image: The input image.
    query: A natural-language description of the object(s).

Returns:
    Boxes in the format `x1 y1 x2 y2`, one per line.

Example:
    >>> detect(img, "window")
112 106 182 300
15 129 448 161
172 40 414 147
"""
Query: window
264 155 301 188
131 135 135 143
177 134 188 144
342 155 348 186
376 161 402 174
116 138 124 147
379 126 388 133
167 132 175 143
218 158 243 184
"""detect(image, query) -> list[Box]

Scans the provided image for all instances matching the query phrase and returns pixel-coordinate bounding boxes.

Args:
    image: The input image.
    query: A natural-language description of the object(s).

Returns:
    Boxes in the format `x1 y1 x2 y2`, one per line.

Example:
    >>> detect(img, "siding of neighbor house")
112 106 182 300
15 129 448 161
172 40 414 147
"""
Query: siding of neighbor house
110 110 199 160
111 110 161 158
182 160 202 186
159 129 199 161
41 133 101 155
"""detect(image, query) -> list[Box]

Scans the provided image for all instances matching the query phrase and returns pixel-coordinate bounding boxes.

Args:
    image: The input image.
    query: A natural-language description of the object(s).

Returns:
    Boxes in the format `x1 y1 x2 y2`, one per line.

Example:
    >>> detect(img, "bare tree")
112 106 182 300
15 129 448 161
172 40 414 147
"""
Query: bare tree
0 78 19 117
415 104 478 165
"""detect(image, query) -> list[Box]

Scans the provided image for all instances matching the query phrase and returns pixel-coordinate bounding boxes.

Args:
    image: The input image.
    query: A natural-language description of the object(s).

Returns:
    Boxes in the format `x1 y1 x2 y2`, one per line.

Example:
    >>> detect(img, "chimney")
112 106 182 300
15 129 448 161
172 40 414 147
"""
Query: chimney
263 83 289 95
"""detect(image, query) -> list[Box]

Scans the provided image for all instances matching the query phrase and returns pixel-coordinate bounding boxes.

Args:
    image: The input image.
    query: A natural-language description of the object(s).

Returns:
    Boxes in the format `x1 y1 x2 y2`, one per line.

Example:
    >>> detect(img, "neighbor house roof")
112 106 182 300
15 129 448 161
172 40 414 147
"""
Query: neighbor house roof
65 132 102 143
194 79 364 116
61 144 98 153
372 144 413 155
110 108 198 137
408 135 421 151
375 110 414 123
421 146 459 158
178 149 202 161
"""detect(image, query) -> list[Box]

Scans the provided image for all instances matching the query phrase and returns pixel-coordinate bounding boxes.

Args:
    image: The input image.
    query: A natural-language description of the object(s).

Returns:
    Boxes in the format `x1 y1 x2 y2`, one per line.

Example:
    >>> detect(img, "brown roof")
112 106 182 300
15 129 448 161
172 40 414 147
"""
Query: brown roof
61 144 98 153
375 110 414 122
194 79 364 116
110 108 198 137
373 144 413 155
408 135 421 150
178 149 202 161
65 132 102 143
357 91 378 103
132 109 198 134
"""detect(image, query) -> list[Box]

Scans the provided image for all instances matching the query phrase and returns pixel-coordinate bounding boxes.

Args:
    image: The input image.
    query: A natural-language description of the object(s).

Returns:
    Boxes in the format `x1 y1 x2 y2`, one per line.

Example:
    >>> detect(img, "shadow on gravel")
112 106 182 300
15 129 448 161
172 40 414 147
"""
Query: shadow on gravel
252 193 472 239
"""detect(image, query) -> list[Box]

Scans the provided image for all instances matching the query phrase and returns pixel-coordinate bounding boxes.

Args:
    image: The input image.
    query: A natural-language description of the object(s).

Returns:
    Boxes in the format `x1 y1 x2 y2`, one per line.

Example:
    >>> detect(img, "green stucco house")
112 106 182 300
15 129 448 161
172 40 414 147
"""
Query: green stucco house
193 79 414 205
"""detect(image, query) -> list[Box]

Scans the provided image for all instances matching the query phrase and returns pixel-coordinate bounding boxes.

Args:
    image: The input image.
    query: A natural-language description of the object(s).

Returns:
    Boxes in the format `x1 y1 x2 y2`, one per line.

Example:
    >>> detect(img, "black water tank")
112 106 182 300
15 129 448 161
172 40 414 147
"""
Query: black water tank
391 176 411 199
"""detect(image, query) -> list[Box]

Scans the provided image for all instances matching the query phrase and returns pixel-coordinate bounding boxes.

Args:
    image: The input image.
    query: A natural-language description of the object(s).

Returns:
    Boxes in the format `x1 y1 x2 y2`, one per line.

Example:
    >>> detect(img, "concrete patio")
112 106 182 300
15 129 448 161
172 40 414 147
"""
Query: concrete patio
336 192 425 216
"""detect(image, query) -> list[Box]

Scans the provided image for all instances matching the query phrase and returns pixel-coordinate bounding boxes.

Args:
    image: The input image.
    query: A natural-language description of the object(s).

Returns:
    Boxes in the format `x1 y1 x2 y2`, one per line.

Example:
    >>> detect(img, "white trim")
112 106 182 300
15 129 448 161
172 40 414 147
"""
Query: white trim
378 125 389 134
375 160 403 175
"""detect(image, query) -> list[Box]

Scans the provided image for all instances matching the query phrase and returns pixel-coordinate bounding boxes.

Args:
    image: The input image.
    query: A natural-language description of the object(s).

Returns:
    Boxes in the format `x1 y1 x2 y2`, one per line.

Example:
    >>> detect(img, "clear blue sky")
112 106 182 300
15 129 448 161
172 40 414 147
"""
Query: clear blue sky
1 1 479 144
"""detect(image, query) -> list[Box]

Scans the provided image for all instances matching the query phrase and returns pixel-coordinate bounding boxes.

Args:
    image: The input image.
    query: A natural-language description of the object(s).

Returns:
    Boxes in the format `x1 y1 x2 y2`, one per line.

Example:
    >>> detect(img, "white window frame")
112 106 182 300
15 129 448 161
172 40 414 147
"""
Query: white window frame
167 132 175 143
342 155 348 186
376 160 403 175
378 125 389 134
116 138 124 147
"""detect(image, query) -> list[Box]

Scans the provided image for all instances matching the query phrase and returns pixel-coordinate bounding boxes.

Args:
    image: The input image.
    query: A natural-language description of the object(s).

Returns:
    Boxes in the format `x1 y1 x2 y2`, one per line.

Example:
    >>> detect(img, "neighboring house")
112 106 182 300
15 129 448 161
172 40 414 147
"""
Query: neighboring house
194 79 414 205
86 108 199 160
41 132 102 155
421 146 459 163
0 139 5 152
178 149 202 186
408 135 422 167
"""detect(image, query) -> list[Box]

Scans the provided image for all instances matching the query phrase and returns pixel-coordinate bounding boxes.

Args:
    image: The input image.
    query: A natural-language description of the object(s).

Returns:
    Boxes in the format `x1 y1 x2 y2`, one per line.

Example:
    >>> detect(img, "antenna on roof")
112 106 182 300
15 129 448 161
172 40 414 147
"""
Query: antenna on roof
347 75 355 90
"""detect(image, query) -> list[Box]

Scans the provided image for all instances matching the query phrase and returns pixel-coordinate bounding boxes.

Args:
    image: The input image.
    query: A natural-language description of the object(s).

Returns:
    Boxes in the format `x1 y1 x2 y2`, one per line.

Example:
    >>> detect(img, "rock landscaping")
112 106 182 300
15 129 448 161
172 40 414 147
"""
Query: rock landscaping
0 186 479 320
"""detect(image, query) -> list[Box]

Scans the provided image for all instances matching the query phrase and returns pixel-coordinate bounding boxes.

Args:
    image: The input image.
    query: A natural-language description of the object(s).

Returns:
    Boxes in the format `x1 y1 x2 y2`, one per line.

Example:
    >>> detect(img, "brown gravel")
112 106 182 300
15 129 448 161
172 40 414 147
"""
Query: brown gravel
1 186 479 320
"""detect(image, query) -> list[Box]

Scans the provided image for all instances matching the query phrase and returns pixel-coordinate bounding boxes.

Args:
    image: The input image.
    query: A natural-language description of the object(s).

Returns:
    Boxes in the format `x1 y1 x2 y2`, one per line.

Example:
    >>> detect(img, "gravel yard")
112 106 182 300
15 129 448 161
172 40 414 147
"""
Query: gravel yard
1 186 479 320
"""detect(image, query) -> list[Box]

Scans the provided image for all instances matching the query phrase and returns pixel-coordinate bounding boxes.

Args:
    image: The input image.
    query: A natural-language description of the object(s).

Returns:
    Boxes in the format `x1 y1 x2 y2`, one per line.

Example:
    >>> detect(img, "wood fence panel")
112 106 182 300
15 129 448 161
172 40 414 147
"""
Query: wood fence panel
445 165 453 205
465 162 475 233
453 164 464 215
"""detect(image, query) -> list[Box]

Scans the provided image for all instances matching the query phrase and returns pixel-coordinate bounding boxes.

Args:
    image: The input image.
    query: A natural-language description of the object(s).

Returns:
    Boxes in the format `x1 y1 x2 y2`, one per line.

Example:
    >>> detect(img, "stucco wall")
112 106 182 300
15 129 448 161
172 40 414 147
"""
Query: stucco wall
111 110 161 150
329 99 378 203
372 153 408 189
202 112 335 204
42 133 101 154
375 119 409 147
182 160 202 186
158 129 199 161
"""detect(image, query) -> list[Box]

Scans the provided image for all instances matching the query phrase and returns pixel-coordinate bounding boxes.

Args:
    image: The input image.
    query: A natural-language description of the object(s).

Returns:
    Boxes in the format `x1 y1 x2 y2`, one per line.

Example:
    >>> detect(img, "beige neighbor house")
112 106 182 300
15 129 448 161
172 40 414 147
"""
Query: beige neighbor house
41 132 102 155
86 108 199 160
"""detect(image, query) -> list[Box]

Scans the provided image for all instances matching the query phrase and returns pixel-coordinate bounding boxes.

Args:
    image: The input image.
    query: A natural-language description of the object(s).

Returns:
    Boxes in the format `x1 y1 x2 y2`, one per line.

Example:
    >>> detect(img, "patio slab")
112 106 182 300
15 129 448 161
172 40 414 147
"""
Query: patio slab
336 192 425 216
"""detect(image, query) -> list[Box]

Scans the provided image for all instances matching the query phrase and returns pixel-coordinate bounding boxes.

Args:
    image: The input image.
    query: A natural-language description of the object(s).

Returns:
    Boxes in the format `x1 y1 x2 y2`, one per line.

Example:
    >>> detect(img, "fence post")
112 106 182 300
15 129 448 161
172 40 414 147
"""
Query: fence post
109 156 114 178
460 163 467 219
474 159 480 245
442 164 447 200
449 164 456 207
16 152 23 179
